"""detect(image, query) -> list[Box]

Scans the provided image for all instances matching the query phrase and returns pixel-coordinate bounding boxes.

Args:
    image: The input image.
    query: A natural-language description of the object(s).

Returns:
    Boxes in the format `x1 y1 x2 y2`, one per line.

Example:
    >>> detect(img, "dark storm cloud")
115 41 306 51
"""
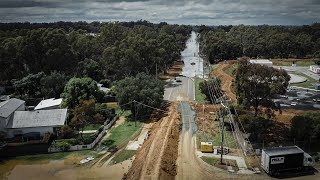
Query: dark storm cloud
0 0 319 25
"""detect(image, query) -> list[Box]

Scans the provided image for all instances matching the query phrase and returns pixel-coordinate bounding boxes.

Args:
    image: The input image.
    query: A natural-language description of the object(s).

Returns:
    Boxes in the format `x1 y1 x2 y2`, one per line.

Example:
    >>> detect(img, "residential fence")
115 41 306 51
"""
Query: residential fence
48 114 119 153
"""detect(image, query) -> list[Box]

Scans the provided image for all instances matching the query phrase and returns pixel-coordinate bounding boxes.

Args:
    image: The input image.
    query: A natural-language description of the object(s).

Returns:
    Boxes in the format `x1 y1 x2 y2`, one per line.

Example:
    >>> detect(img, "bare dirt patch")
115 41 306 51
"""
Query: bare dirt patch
123 102 180 180
211 62 237 103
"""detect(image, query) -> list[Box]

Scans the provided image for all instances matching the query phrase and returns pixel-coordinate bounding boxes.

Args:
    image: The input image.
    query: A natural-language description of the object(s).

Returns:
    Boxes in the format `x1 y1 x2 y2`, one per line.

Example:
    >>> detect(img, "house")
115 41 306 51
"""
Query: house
6 109 68 138
249 59 273 67
34 98 63 110
97 83 110 94
310 65 320 74
0 98 25 133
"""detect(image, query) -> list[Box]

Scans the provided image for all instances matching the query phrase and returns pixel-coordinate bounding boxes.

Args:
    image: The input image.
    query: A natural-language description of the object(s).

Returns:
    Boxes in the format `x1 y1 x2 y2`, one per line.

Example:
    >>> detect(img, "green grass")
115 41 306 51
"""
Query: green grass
101 120 143 150
14 150 95 161
273 61 316 66
212 129 237 148
83 124 102 131
226 64 238 77
290 73 317 88
201 156 219 166
112 150 136 164
195 77 207 103
211 64 220 70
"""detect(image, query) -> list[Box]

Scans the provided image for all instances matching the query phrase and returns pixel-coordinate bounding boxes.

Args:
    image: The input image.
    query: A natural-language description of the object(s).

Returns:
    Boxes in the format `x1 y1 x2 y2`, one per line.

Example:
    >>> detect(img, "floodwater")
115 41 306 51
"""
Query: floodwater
180 31 204 78
0 154 132 180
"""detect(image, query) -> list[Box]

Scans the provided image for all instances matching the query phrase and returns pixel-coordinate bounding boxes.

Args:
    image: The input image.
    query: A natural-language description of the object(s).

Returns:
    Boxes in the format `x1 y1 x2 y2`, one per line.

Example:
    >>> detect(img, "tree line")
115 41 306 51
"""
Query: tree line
0 21 191 90
200 24 320 63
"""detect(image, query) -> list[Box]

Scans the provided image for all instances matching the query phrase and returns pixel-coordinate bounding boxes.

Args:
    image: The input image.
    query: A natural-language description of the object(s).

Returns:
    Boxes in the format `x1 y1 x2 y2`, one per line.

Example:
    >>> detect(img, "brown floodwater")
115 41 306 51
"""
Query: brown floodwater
0 157 133 180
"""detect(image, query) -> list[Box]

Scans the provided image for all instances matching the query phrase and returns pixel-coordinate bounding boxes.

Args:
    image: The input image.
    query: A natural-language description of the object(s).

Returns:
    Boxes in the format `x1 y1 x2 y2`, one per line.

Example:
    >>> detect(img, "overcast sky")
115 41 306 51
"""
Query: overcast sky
0 0 319 25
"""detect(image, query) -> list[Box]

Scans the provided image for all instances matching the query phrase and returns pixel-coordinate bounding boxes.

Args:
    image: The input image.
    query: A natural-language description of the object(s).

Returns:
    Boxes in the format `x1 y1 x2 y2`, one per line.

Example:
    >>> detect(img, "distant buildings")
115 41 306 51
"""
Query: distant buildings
309 65 320 74
249 59 273 67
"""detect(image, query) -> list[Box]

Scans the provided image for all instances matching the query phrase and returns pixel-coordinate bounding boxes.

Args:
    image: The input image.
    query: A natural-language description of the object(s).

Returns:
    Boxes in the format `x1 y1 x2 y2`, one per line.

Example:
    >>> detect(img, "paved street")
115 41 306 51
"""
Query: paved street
163 77 194 101
274 66 320 81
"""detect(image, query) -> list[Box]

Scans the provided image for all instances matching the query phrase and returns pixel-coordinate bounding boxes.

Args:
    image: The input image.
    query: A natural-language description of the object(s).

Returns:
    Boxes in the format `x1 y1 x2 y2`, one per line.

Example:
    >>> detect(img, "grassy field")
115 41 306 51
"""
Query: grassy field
290 73 317 88
195 77 207 104
226 64 238 77
273 61 316 66
200 156 219 166
101 120 143 150
83 124 102 131
112 150 136 164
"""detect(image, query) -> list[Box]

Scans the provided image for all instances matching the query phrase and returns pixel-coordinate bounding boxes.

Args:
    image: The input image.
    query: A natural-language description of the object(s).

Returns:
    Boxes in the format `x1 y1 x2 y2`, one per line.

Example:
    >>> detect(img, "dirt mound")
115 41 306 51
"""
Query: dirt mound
124 103 180 180
211 63 237 103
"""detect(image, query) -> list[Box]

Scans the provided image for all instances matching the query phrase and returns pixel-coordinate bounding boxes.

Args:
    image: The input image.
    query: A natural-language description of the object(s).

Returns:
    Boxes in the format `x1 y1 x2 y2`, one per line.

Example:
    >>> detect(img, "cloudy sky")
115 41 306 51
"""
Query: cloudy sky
0 0 319 25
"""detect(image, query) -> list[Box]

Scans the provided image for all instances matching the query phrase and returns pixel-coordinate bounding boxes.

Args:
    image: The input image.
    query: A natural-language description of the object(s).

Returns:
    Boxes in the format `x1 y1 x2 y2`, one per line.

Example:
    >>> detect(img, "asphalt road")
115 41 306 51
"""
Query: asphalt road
163 77 194 102
274 66 320 81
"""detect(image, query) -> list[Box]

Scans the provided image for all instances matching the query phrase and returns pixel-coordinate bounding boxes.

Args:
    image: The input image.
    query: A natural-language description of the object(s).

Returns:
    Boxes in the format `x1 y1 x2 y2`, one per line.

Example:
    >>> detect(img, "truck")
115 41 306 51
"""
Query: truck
261 146 313 176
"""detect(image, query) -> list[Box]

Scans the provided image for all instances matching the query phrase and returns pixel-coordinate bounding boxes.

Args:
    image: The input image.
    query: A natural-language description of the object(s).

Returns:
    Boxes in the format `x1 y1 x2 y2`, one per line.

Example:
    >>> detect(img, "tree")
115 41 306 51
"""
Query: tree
199 78 222 103
61 77 104 108
235 58 290 116
113 73 164 118
13 72 45 97
77 58 102 80
40 71 69 98
70 100 105 136
291 111 320 140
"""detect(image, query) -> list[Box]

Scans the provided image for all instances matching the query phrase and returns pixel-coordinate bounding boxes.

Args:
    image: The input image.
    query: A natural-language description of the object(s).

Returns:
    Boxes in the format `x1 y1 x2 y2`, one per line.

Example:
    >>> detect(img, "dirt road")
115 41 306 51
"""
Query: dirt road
124 103 180 180
176 102 248 180
212 62 237 102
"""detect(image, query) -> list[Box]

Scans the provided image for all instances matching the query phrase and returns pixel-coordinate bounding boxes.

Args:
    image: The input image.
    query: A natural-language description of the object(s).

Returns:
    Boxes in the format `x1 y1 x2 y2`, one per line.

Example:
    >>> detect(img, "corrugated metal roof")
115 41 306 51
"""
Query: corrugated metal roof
34 98 62 110
264 146 304 156
0 98 25 118
7 109 67 129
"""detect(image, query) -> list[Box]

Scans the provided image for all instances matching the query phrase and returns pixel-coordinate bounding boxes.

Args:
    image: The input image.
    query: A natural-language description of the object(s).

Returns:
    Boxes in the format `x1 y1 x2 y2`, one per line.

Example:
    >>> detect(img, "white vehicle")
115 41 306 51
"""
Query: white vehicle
261 146 313 176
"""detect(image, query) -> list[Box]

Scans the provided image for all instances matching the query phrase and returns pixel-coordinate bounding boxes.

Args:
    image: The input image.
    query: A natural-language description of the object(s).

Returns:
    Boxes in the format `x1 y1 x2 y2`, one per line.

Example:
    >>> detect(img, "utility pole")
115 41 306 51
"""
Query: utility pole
220 114 225 164
134 100 137 127
202 104 205 133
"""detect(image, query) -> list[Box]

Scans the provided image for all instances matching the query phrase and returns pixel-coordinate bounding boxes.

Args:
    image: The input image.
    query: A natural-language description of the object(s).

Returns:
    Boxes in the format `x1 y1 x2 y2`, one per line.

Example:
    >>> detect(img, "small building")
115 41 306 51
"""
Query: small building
309 65 320 74
249 59 273 67
34 98 63 110
97 83 110 94
0 98 25 133
6 109 68 138
200 142 213 153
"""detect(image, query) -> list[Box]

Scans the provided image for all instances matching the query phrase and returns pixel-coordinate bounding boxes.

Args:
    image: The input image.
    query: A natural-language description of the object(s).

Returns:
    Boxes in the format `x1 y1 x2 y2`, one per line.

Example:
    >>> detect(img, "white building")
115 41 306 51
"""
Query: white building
0 98 25 133
6 109 68 138
249 59 273 67
309 65 320 74
34 98 63 110
97 83 110 94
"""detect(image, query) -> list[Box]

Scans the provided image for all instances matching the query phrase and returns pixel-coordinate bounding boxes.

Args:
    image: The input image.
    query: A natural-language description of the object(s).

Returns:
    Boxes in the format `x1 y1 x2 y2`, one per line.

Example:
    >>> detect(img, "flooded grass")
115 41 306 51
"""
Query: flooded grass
0 150 98 179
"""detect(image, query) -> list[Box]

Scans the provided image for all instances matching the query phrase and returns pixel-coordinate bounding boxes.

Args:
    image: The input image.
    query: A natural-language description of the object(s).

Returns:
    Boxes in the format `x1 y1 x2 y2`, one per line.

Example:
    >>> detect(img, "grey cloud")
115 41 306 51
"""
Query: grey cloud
0 0 319 25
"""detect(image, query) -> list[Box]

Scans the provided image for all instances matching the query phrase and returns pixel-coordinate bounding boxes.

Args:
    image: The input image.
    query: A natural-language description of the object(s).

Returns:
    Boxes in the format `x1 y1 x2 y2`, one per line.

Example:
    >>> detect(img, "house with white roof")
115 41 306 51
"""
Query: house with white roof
249 59 273 67
0 98 25 133
6 109 68 138
34 98 63 110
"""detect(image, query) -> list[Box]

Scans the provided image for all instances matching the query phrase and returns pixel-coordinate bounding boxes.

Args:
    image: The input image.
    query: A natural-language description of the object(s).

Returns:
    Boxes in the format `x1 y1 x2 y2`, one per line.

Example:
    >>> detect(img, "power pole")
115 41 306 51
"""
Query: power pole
202 104 205 133
134 100 137 127
220 115 225 164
